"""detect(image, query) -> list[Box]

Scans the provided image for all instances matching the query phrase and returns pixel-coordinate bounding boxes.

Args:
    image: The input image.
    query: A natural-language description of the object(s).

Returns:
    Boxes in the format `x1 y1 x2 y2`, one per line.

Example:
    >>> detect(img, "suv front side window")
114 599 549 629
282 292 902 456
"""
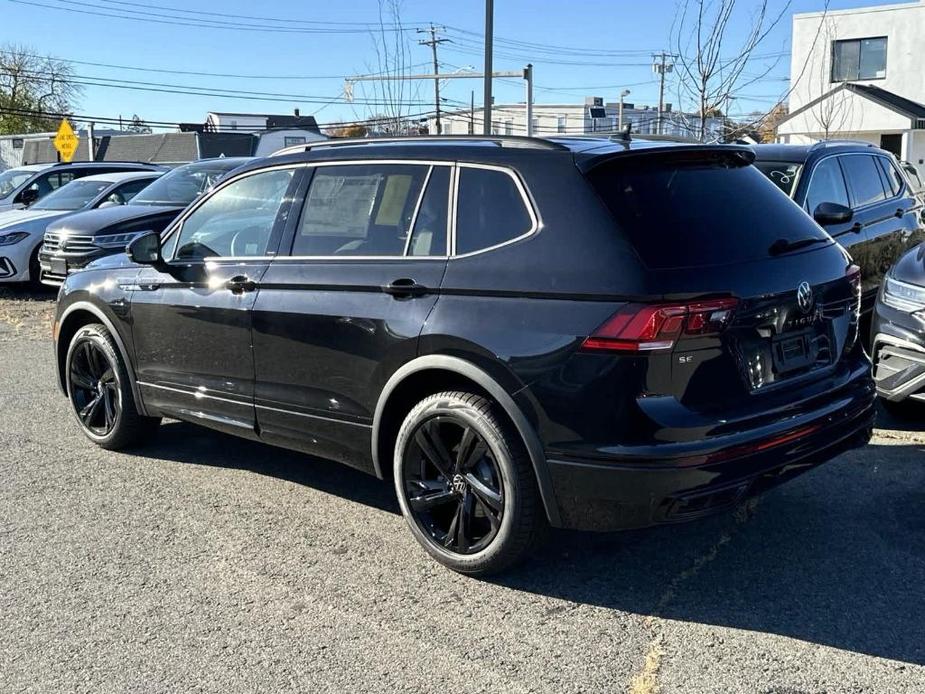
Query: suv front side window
171 168 295 261
805 156 850 213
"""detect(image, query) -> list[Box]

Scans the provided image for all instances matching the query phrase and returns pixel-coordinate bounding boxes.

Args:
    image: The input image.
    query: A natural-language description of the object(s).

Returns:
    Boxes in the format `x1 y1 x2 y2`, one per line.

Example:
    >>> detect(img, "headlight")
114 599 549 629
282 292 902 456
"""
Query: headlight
882 276 925 317
94 232 144 249
0 231 29 246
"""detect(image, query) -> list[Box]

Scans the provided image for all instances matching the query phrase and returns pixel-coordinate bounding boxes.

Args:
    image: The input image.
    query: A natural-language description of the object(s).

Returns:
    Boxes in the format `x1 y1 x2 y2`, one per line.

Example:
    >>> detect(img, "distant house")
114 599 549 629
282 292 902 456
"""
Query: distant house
777 0 925 178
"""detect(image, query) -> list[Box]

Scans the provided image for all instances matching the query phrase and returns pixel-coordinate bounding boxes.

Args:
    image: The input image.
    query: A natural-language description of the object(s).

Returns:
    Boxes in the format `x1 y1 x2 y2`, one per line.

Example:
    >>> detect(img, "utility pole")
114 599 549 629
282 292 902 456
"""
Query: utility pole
470 90 475 134
652 52 675 135
417 25 449 135
618 89 631 130
483 0 494 135
524 63 534 136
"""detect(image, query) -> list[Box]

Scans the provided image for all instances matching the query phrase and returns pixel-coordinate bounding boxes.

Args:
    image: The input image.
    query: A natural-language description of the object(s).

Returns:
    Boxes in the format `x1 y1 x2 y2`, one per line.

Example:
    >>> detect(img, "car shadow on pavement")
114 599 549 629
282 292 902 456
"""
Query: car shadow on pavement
497 442 925 666
137 422 925 666
139 421 401 515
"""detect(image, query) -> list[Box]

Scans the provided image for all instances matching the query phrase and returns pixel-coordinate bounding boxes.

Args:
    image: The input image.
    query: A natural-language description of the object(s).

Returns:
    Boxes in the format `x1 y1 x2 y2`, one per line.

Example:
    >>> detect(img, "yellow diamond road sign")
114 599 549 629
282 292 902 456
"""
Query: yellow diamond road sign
53 120 79 163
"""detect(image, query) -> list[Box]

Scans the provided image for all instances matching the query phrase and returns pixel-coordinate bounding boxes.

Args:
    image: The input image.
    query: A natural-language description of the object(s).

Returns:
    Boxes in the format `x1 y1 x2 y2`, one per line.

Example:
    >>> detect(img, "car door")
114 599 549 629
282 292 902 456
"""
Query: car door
839 153 906 312
130 165 301 438
252 161 451 472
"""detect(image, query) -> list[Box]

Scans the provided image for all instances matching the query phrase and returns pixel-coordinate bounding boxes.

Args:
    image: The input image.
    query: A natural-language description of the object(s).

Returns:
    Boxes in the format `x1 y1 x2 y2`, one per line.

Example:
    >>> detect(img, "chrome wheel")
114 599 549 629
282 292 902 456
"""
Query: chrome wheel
401 415 504 554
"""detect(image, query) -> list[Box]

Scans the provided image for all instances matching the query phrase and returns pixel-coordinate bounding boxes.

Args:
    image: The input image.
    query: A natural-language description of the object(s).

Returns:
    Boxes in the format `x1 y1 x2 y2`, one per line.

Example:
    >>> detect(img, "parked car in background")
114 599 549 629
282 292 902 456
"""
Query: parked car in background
0 162 162 212
871 243 925 415
0 171 163 285
39 157 251 286
53 135 874 575
752 142 924 325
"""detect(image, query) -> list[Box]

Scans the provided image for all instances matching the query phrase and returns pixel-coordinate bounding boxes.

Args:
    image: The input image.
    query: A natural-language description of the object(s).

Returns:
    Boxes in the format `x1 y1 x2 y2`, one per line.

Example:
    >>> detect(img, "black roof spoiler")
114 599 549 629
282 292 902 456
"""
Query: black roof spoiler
576 144 756 174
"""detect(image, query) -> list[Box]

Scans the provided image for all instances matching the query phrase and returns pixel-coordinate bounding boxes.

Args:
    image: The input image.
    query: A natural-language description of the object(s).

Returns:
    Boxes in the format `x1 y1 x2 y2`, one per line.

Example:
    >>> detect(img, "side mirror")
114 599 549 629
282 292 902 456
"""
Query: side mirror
127 231 162 265
813 201 853 226
16 188 39 207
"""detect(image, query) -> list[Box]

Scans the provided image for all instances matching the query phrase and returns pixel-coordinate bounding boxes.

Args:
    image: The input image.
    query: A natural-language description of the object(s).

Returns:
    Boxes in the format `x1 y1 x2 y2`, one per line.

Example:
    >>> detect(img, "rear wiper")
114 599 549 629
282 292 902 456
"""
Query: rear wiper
768 236 830 256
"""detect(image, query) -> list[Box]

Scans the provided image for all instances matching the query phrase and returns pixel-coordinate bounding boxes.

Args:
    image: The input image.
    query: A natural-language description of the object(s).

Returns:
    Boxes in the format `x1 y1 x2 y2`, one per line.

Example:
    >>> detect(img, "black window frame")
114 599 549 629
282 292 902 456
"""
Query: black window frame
831 36 887 82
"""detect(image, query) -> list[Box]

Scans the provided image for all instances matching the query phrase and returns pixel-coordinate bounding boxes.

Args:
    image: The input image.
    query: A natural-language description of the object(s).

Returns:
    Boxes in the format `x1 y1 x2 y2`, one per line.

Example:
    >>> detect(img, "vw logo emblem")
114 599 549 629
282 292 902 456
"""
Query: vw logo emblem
797 281 814 314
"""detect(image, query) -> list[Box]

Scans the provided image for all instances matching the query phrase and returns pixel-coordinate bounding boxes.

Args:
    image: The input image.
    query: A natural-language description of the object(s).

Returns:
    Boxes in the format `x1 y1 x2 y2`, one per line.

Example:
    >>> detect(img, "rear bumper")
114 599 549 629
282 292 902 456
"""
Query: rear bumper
547 376 875 530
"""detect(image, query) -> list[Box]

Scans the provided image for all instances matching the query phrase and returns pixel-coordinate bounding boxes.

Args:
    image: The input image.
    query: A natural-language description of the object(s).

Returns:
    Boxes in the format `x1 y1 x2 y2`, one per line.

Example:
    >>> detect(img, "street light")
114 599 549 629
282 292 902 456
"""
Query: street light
618 89 631 130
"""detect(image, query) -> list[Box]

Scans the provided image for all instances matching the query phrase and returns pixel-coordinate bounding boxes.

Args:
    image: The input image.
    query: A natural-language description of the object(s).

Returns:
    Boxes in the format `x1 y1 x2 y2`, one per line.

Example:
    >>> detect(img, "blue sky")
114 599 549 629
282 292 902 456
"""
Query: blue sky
0 0 905 130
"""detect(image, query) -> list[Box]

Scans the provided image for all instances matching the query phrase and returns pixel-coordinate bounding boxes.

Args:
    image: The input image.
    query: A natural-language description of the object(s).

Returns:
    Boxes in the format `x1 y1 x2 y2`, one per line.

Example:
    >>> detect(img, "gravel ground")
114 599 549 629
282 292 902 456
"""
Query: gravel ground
1 286 923 694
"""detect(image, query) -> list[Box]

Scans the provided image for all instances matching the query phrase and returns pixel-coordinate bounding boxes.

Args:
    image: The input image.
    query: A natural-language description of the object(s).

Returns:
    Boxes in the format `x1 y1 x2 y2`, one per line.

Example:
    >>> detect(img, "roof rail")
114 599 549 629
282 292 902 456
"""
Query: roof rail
809 139 876 151
270 134 569 157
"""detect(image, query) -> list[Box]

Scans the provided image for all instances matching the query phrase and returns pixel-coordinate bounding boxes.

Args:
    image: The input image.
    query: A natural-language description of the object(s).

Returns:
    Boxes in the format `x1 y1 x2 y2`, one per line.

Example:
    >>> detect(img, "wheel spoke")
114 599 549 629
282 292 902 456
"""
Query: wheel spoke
102 387 116 430
415 423 454 480
82 342 99 378
465 473 503 513
455 426 479 472
69 366 95 391
99 367 115 385
79 394 102 426
407 480 456 511
444 500 462 549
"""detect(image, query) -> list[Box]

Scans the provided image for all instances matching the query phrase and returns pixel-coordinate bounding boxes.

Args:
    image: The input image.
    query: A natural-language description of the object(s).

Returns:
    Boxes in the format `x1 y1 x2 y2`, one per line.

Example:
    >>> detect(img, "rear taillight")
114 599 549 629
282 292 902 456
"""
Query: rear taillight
582 298 738 353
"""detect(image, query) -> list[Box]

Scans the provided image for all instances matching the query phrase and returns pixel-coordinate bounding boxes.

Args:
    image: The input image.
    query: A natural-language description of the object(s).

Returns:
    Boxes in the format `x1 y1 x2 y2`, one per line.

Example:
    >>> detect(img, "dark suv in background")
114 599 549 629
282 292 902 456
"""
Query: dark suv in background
39 157 251 285
53 136 874 575
752 141 924 324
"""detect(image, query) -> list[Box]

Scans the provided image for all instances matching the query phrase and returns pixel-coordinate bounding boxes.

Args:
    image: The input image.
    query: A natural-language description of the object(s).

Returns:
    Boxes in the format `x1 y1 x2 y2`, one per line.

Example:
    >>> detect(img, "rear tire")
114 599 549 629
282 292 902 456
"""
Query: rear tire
65 323 161 450
393 391 545 575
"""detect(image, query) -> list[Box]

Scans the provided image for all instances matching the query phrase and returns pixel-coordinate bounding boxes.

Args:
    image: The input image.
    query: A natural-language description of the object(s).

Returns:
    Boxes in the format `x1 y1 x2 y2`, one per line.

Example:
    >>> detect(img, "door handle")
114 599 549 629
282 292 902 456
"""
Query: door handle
383 278 428 298
226 275 257 293
895 208 905 219
851 222 864 234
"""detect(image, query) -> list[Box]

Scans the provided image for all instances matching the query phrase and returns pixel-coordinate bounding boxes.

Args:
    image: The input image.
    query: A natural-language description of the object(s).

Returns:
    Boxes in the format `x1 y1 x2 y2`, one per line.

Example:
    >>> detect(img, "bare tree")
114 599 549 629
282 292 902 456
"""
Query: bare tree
352 0 422 135
671 0 790 142
126 114 153 134
0 44 82 134
810 17 853 139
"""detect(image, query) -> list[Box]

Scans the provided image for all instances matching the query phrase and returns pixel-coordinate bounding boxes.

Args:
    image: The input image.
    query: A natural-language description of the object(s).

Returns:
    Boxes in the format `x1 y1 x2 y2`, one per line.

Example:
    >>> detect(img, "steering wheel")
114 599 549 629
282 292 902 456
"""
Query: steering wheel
230 226 262 256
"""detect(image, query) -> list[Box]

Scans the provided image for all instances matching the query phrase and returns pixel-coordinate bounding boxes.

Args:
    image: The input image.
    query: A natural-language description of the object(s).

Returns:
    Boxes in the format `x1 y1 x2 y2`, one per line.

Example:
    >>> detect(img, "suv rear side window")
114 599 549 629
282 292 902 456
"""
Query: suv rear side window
876 156 904 197
294 164 430 257
588 154 830 269
841 154 888 207
455 166 533 255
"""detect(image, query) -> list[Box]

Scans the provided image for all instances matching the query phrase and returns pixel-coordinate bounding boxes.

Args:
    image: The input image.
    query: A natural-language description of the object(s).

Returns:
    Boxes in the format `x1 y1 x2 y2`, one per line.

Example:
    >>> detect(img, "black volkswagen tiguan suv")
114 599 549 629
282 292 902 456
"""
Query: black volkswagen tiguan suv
53 135 875 575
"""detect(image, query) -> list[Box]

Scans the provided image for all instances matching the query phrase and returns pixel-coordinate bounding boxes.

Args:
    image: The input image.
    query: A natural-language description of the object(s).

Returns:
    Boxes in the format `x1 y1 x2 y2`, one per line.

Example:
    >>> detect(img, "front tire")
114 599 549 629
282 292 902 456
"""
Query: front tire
394 391 544 575
65 323 160 449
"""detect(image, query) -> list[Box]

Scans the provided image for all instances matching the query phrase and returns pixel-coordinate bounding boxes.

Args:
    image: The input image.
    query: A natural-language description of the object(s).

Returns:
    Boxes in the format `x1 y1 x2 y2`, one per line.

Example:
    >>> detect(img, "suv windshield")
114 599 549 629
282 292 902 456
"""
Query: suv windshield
752 161 802 197
131 160 245 207
588 154 829 269
0 169 35 198
32 179 111 211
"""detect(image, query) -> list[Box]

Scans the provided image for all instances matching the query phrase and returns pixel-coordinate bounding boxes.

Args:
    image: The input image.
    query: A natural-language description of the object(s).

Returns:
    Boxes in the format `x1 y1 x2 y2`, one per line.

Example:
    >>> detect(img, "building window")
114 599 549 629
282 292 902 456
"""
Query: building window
832 37 887 82
504 120 513 136
443 121 452 134
284 136 306 147
557 115 566 133
12 138 23 149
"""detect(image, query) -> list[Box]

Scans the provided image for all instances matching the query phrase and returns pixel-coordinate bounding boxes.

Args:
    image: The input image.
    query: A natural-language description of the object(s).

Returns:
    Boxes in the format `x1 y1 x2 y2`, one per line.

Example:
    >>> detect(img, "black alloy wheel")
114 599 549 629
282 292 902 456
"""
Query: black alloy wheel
402 415 505 554
69 339 120 437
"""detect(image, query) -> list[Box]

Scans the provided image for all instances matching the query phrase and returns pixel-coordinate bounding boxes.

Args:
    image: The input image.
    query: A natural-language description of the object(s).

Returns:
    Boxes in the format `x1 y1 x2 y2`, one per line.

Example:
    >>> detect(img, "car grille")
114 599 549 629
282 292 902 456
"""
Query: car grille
42 231 97 256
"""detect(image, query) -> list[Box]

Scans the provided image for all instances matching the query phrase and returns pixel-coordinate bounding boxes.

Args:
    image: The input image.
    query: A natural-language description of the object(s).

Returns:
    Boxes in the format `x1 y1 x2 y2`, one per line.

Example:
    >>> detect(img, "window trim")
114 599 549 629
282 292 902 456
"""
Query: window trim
830 36 888 83
450 162 539 259
180 159 539 263
161 162 303 262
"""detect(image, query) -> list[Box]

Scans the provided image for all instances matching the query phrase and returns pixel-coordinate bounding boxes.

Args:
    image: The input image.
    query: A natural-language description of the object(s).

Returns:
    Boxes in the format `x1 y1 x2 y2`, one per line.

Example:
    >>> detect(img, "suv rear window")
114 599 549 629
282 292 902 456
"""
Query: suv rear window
587 153 830 269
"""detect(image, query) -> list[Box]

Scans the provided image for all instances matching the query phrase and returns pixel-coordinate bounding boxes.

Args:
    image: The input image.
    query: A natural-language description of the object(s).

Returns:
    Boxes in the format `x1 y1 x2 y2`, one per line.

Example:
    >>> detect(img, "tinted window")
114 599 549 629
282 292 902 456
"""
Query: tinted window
806 157 849 212
293 164 429 257
408 167 449 256
753 161 802 196
588 155 830 269
455 167 533 255
133 160 244 207
173 168 294 260
841 155 888 207
876 157 903 197
0 169 34 197
32 179 110 210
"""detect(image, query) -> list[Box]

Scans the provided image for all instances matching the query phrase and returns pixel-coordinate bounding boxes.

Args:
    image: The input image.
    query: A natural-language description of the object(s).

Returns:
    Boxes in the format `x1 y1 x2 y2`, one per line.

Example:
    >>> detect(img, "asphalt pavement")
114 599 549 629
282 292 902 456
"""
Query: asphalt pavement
1 286 923 694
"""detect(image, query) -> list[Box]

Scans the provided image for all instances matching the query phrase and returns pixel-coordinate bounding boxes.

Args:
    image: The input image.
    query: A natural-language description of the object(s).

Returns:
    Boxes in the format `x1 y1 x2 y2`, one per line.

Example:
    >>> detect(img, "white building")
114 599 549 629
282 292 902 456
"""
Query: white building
428 97 724 141
777 0 925 176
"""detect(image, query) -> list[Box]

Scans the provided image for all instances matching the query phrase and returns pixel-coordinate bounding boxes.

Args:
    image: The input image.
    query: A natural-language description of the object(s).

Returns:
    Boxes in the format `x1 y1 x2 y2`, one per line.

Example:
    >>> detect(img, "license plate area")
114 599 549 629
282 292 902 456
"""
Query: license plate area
772 329 814 374
49 258 67 276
